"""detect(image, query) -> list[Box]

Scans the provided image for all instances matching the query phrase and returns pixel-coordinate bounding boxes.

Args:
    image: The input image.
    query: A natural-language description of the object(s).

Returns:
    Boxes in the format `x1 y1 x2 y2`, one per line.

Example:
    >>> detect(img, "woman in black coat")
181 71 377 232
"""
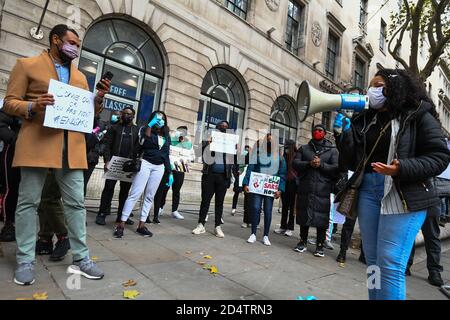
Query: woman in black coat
334 69 450 300
292 124 339 257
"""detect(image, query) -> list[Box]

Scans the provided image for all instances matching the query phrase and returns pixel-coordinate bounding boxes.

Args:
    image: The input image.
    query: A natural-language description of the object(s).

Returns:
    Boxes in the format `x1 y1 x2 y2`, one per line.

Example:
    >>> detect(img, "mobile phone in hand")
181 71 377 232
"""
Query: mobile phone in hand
96 72 114 90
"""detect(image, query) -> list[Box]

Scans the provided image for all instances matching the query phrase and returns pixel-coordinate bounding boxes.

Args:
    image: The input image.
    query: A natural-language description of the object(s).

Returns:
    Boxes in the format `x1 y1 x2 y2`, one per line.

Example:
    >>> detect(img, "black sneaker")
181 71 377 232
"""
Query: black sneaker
428 272 444 287
336 249 346 263
0 223 15 242
145 217 151 224
314 245 325 257
294 241 307 253
36 239 53 255
95 213 106 225
50 237 70 261
136 226 153 237
125 219 134 225
113 225 124 238
153 217 161 224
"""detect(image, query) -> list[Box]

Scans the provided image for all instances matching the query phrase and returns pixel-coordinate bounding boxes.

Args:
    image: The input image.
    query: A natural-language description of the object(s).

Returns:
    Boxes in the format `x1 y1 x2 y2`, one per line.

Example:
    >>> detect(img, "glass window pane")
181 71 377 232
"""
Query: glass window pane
137 75 161 127
113 19 148 49
106 43 145 69
103 61 141 100
78 53 101 91
82 20 117 54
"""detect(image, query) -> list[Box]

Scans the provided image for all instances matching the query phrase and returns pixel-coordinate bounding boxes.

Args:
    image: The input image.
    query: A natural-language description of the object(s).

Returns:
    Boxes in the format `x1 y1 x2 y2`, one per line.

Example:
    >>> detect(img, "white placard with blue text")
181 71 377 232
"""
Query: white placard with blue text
44 79 95 134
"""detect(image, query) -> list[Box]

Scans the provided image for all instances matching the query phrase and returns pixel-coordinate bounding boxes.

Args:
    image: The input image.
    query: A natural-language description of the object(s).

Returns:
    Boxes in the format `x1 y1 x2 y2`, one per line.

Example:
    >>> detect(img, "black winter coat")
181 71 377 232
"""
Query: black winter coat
293 139 339 228
102 123 139 162
0 110 21 145
336 101 450 212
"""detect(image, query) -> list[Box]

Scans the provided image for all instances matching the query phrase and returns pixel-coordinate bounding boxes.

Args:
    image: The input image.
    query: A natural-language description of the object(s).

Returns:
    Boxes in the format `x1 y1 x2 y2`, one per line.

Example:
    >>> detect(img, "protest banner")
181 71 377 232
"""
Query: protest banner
44 79 95 134
170 146 193 173
210 131 239 154
249 172 280 197
103 156 134 182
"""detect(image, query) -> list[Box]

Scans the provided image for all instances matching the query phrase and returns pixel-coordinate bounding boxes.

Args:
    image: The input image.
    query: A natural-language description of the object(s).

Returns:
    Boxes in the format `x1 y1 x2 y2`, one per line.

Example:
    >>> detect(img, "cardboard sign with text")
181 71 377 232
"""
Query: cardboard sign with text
170 146 193 173
249 172 280 197
103 156 134 182
44 79 95 133
210 131 239 155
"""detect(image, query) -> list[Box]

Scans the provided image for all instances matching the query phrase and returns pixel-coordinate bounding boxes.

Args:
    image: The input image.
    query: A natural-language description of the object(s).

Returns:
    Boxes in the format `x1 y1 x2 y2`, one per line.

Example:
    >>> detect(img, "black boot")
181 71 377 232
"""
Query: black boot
50 236 70 261
95 213 107 225
36 239 53 255
0 223 15 242
428 272 444 287
336 249 346 263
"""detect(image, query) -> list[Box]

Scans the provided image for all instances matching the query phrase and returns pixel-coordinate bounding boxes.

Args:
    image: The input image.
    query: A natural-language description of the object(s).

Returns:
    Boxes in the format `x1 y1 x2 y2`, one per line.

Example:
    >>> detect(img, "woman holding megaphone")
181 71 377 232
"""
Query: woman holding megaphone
334 69 450 300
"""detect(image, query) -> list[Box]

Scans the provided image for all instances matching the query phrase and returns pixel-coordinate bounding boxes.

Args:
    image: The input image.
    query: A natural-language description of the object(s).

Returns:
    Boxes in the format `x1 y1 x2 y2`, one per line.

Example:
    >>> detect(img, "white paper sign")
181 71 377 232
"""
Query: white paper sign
249 172 280 197
44 79 95 133
210 131 239 154
103 156 134 182
170 146 193 173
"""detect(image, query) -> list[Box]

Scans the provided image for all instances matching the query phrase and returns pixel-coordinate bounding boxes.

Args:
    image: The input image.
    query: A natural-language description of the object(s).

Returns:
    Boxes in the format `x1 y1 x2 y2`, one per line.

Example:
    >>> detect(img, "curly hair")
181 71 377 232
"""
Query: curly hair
375 68 439 120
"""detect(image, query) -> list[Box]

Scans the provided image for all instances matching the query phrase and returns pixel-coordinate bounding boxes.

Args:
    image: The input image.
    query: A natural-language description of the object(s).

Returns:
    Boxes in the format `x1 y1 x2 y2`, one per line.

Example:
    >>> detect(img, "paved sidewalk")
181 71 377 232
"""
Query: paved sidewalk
0 199 449 300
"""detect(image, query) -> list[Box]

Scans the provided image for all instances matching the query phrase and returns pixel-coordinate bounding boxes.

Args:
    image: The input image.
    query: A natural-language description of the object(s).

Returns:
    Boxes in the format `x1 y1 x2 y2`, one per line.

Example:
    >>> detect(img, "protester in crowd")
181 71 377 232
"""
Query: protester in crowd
274 139 297 237
232 145 250 216
0 109 21 242
406 202 444 287
114 111 172 238
96 106 138 226
334 69 450 300
152 126 195 223
84 115 107 196
3 24 108 285
243 133 286 246
293 124 339 257
36 171 70 262
192 120 236 238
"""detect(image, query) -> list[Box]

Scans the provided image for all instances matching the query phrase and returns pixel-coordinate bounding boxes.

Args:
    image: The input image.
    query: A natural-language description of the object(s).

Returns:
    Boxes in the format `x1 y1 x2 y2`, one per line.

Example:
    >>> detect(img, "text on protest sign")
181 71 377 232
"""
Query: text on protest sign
44 79 95 134
103 156 134 183
210 131 239 155
249 172 280 197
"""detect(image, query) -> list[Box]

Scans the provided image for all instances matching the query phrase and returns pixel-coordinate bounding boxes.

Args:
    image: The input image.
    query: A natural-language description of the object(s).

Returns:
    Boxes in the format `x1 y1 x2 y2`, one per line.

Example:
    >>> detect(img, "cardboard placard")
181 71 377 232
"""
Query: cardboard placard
103 156 134 182
210 131 239 155
170 146 193 173
249 172 280 197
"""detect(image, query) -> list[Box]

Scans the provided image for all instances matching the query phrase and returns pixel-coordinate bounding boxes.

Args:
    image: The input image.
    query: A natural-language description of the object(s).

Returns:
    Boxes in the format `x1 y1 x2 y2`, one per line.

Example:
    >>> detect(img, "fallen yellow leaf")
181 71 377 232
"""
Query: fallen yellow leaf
123 290 140 299
91 256 98 262
196 260 206 265
338 263 345 268
209 265 219 274
122 279 137 287
203 255 212 260
33 292 48 300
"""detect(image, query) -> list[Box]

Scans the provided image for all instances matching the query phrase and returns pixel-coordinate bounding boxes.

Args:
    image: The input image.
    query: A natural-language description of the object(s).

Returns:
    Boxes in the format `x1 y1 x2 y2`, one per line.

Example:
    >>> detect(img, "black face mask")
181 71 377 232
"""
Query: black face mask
218 126 227 133
122 116 133 125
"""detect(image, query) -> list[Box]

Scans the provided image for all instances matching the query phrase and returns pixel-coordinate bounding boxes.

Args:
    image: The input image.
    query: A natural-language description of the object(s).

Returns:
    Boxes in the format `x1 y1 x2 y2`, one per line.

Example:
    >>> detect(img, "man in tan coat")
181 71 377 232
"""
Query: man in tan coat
3 24 110 285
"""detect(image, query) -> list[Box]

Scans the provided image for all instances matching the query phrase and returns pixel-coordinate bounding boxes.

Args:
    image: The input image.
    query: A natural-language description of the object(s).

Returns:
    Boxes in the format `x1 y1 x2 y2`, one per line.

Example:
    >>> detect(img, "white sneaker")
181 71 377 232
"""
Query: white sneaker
263 236 271 246
231 209 236 216
274 228 286 235
247 234 256 243
241 223 250 228
221 217 225 224
284 230 293 237
158 208 164 216
215 226 225 238
172 211 184 220
192 223 206 235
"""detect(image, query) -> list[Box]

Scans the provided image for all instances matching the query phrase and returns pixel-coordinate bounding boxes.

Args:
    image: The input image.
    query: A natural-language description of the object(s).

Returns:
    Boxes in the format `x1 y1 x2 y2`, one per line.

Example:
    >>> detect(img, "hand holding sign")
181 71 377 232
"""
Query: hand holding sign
33 94 55 112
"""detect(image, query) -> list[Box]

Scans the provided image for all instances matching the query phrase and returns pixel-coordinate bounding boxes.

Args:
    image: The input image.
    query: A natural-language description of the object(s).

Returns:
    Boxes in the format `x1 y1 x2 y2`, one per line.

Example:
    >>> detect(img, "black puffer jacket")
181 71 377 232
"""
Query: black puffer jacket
293 139 339 228
336 101 450 211
0 109 21 145
102 123 139 162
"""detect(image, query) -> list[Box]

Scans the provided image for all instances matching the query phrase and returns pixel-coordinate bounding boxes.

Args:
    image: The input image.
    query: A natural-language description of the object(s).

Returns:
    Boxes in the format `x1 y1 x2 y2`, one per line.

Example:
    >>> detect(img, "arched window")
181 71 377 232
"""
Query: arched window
194 66 247 153
78 17 165 127
270 96 298 145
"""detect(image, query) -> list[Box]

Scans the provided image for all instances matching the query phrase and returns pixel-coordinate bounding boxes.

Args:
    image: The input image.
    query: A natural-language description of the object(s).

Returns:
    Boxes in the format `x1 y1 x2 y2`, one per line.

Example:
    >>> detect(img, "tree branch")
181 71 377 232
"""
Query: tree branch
420 32 450 80
388 0 411 70
410 0 426 75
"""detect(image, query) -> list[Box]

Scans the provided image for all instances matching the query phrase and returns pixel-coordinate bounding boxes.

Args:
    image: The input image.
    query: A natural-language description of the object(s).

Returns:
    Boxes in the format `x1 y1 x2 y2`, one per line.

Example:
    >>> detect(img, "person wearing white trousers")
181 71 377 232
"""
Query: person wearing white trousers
113 111 173 238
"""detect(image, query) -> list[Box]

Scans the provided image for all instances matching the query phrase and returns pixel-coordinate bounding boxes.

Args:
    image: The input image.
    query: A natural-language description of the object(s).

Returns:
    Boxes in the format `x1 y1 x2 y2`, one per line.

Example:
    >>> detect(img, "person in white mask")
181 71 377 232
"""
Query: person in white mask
333 69 450 300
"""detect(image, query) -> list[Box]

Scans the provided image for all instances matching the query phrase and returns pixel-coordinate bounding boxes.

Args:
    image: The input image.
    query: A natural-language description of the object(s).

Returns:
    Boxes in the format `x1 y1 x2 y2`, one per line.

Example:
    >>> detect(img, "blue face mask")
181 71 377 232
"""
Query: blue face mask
111 114 120 124
156 118 165 128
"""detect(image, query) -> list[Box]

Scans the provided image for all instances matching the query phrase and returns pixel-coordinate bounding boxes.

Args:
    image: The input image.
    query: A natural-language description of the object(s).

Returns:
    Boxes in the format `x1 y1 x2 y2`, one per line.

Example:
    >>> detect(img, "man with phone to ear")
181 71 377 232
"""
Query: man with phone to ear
3 24 110 286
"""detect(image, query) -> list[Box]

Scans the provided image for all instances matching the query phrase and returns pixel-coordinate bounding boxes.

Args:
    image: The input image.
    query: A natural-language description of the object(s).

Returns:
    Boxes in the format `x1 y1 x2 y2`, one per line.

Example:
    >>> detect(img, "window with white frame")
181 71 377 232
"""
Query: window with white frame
359 0 368 34
325 32 339 80
354 56 366 89
379 19 386 52
225 0 249 20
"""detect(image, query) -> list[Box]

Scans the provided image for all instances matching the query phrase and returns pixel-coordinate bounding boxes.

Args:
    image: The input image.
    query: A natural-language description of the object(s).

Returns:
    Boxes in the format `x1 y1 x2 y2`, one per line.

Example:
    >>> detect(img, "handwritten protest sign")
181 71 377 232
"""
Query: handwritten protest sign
44 79 95 133
103 156 134 182
170 146 193 173
249 172 280 197
210 131 239 155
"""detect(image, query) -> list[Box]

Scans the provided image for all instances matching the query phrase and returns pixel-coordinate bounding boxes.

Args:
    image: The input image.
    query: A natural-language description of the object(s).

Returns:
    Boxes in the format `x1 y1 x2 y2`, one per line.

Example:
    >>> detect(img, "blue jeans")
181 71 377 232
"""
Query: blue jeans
250 194 274 236
358 173 426 300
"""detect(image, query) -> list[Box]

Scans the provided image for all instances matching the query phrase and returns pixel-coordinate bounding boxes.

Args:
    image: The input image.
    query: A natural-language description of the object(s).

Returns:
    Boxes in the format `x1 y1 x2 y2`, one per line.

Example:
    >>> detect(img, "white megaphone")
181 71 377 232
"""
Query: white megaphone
297 81 369 122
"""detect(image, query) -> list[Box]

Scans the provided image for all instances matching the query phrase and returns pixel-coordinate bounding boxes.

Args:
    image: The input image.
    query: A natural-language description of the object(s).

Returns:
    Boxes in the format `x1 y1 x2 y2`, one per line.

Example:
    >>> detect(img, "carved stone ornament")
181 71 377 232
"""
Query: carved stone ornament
265 0 280 12
311 22 322 47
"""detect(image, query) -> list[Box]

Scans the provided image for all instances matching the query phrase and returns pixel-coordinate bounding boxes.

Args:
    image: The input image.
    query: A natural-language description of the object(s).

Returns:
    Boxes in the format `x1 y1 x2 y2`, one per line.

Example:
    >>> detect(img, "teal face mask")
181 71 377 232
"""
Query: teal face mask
111 114 120 124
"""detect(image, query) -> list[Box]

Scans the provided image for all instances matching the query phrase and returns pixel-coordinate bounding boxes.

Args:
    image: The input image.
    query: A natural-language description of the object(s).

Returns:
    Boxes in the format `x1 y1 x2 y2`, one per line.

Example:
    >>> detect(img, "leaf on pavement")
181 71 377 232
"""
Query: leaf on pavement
185 251 192 254
123 290 140 299
16 297 33 300
209 265 219 274
33 292 48 300
122 279 137 287
203 255 212 260
202 264 211 270
196 260 206 265
91 256 98 262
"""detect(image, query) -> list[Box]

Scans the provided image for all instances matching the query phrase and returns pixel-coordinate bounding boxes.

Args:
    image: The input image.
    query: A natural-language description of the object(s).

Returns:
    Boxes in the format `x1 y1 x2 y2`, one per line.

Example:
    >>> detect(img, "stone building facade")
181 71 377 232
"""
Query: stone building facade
0 0 449 200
